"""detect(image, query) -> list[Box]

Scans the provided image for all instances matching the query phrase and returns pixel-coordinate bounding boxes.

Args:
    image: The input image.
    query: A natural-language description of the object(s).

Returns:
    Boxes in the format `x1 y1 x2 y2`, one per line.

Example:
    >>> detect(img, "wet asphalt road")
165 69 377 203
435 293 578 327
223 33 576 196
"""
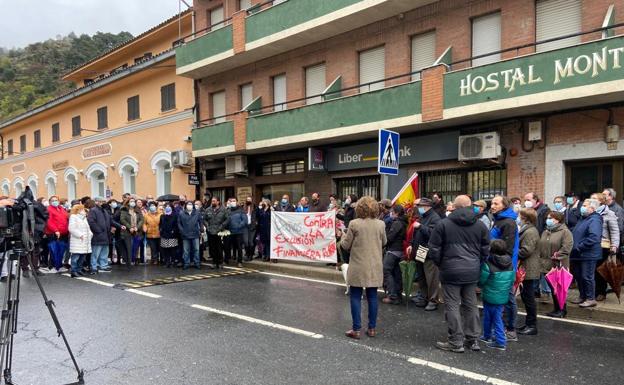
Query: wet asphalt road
3 265 623 385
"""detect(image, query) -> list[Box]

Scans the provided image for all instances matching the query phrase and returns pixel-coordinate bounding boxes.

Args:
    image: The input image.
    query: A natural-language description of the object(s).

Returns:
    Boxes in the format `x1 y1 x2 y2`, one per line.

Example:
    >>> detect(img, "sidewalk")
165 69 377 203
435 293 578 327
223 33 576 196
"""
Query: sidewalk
241 260 624 326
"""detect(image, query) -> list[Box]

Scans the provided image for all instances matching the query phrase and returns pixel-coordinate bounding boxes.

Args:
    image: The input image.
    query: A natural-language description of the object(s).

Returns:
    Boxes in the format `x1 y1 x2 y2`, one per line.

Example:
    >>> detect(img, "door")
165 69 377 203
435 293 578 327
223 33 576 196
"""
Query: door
566 160 623 202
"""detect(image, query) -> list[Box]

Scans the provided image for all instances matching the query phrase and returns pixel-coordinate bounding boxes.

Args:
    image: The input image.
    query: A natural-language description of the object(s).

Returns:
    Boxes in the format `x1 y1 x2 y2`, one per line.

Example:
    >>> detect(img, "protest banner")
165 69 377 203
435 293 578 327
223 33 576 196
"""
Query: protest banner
270 211 337 262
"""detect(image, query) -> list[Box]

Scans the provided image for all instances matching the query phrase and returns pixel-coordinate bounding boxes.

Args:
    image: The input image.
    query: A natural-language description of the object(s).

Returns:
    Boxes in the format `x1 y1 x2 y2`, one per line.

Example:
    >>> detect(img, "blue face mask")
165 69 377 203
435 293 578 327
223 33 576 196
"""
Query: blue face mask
281 199 288 205
149 206 157 213
50 201 59 207
516 216 523 226
554 202 563 211
473 206 480 214
418 207 426 216
546 218 555 228
566 197 574 205
580 206 588 216
165 207 172 215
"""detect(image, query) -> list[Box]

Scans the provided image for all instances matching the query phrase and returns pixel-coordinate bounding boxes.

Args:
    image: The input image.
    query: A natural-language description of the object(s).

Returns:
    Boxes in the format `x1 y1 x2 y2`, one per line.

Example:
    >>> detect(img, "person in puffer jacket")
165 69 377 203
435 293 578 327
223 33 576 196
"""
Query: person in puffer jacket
479 239 515 351
68 204 93 278
225 199 248 267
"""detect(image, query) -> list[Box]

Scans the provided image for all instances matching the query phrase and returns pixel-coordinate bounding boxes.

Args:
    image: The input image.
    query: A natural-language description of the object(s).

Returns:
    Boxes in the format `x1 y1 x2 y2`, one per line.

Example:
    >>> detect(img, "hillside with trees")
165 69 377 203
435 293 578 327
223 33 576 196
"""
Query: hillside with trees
0 31 133 122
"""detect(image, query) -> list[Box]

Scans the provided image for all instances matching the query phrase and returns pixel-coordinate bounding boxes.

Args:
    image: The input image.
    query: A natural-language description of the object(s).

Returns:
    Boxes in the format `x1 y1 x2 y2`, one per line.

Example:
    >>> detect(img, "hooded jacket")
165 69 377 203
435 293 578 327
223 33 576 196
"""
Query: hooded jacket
478 252 515 305
410 208 441 250
385 214 408 252
428 207 490 285
490 207 520 270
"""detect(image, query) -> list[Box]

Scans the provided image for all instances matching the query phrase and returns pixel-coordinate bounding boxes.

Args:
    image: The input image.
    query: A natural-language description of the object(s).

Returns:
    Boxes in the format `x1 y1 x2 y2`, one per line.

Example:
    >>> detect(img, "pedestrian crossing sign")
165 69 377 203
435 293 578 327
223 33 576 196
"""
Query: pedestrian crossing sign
378 129 400 175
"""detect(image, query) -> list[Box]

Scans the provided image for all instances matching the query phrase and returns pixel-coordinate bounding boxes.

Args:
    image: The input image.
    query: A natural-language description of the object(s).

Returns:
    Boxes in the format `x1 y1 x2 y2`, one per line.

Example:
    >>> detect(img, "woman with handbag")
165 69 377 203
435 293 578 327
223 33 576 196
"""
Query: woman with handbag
516 209 541 335
590 193 620 301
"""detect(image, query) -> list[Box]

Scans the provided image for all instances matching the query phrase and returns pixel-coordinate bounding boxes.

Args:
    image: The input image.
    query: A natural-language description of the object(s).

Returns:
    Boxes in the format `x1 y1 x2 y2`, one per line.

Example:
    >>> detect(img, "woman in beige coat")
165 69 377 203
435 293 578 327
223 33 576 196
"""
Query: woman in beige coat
340 196 387 339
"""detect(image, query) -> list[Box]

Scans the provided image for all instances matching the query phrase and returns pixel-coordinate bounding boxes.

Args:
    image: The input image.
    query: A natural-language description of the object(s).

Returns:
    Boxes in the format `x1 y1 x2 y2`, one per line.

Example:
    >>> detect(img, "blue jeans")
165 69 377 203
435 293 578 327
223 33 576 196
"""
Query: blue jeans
183 238 200 268
539 274 551 294
71 253 86 274
483 302 506 346
573 260 597 301
91 244 110 271
504 289 517 331
350 287 378 331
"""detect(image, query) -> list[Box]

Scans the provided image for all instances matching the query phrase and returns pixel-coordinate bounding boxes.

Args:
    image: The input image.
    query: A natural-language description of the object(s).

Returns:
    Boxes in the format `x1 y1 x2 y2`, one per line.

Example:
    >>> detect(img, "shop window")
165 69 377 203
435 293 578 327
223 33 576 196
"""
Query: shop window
261 183 305 203
285 160 305 174
260 160 304 176
419 168 507 204
335 176 381 201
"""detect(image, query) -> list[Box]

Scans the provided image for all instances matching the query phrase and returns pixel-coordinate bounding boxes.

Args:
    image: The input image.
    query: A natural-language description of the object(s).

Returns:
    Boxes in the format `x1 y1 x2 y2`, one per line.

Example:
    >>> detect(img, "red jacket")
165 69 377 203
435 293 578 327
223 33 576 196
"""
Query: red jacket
44 206 69 236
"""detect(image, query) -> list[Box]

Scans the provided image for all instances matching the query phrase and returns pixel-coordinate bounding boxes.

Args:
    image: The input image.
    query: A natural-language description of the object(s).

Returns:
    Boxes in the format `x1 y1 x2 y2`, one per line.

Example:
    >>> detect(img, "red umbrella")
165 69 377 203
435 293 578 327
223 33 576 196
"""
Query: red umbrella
513 266 526 295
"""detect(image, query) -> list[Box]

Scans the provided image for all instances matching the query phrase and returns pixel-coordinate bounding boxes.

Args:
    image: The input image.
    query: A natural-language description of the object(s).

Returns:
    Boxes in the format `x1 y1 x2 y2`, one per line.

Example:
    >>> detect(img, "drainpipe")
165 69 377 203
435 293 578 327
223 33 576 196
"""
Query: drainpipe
193 79 201 200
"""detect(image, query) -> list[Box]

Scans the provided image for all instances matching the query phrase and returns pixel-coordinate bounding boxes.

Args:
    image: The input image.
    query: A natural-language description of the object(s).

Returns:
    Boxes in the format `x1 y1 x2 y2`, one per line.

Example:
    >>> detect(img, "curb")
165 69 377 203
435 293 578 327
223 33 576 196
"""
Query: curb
242 260 624 326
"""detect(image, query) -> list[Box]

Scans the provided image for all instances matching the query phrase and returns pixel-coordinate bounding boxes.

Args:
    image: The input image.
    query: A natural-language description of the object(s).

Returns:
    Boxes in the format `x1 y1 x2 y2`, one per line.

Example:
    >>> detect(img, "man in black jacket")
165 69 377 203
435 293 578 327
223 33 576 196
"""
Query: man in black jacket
407 198 441 311
524 192 550 235
428 195 490 353
382 205 408 305
87 197 113 273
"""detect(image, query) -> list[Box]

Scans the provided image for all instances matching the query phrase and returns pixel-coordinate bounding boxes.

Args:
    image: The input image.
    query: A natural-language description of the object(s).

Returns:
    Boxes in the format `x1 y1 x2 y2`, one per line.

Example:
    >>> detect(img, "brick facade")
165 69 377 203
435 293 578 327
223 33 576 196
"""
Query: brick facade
421 65 445 122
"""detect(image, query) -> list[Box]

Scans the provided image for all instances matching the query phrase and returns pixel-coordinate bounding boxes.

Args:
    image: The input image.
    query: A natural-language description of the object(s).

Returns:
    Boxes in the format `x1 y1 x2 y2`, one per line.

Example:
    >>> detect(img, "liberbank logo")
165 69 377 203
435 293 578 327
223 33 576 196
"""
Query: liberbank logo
338 145 412 164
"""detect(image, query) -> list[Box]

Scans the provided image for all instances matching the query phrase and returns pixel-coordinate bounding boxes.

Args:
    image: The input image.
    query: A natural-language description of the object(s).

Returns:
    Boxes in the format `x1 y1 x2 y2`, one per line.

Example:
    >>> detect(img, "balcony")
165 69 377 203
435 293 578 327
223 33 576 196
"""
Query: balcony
246 80 422 149
191 121 235 157
176 0 438 78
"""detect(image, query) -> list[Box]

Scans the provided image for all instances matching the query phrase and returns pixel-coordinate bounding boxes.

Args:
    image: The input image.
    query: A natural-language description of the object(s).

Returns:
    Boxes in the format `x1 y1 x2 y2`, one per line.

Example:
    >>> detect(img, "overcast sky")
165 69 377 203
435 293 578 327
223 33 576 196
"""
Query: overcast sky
0 0 188 48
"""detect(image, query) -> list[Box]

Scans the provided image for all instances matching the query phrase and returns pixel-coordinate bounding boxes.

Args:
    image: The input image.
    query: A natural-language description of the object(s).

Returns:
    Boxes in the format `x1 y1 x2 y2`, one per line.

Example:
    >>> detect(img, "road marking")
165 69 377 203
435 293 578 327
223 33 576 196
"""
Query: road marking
61 274 115 287
191 304 324 339
114 268 260 289
126 289 162 299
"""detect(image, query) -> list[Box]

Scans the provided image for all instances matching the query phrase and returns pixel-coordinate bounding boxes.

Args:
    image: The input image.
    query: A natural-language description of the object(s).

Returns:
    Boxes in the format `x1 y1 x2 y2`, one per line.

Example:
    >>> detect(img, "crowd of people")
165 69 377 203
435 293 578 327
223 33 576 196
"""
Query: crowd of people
341 189 623 353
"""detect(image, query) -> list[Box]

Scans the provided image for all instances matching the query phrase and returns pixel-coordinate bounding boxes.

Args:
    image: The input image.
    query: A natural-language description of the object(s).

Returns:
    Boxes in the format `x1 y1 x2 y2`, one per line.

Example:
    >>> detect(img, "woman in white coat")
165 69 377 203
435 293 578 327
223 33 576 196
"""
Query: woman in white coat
68 204 93 278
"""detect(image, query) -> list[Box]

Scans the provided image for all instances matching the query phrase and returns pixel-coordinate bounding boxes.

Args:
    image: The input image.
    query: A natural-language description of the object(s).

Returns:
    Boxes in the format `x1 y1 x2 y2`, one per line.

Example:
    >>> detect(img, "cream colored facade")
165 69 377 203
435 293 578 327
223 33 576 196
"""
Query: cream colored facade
0 11 196 200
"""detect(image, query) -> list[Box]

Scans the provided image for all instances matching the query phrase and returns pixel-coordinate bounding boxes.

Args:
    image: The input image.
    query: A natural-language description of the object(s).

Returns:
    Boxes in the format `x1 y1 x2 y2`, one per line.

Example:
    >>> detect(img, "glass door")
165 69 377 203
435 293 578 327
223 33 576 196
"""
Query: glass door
566 160 623 202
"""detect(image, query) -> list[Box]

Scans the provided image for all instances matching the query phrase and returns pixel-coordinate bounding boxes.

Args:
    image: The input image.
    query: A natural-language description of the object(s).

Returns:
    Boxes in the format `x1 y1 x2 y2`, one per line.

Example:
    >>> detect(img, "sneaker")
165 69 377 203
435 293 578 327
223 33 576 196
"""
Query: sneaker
424 301 438 311
570 298 585 305
435 341 465 353
505 331 518 342
464 340 481 352
98 267 112 272
486 341 506 351
58 267 69 273
579 300 598 308
479 336 492 343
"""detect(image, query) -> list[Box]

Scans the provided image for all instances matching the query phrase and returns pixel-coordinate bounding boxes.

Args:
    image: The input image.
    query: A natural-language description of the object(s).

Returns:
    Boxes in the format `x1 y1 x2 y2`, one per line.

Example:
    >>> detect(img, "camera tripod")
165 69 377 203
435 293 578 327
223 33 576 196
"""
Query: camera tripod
0 240 84 384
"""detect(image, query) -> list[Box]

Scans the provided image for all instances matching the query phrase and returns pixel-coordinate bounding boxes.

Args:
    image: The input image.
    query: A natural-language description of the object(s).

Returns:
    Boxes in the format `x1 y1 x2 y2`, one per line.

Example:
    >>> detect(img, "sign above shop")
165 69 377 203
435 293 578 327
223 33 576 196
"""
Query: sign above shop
82 142 112 160
52 160 69 171
378 129 400 176
325 130 459 172
11 163 25 174
237 186 252 202
308 148 325 171
187 174 200 186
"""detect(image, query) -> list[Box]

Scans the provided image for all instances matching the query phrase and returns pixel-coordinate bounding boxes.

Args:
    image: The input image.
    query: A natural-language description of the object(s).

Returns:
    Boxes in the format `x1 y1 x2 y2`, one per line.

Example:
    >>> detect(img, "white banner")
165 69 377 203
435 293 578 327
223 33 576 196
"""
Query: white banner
270 211 337 262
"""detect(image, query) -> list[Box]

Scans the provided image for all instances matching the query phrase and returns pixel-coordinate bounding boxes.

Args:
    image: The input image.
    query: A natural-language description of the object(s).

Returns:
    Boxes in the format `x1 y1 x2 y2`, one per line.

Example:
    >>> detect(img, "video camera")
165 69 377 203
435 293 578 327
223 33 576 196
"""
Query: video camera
0 187 35 247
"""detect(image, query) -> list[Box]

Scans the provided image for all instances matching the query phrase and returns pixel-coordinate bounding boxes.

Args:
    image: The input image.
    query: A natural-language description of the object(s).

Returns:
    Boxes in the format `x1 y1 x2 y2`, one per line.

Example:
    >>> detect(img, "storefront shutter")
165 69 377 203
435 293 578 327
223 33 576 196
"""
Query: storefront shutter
472 12 501 67
212 91 226 123
411 31 436 80
273 74 287 111
211 6 224 29
240 83 253 110
536 0 582 52
305 63 326 105
359 46 385 92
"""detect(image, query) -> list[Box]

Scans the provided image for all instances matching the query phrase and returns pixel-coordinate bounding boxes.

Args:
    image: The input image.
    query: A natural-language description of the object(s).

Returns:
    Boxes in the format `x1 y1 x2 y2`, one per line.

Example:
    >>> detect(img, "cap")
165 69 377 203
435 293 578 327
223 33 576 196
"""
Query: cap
417 197 433 207
380 199 393 208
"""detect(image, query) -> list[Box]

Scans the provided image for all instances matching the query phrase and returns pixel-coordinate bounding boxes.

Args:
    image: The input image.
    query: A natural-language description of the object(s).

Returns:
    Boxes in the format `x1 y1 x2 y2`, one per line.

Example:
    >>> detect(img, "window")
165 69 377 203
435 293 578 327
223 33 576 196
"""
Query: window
359 46 385 92
305 63 326 105
211 91 226 123
86 163 107 198
97 106 108 129
19 135 26 153
272 74 287 112
72 116 81 137
210 6 224 30
261 183 305 203
127 95 140 121
335 176 381 201
239 0 252 10
285 160 305 174
536 0 582 52
161 83 176 112
260 160 305 176
45 174 56 197
52 123 60 142
411 31 436 80
7 139 13 155
240 83 253 110
472 12 501 66
151 151 172 196
121 165 137 194
419 168 507 204
34 130 41 149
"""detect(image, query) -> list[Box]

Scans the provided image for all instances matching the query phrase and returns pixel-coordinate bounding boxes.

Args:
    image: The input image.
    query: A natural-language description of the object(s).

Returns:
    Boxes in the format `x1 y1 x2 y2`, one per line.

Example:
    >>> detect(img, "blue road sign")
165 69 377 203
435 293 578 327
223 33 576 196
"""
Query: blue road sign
378 129 400 175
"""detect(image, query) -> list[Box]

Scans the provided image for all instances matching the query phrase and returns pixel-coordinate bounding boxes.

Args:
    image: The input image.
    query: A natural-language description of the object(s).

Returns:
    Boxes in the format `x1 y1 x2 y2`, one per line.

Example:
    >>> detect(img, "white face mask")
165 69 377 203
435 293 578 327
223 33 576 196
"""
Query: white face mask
186 204 193 212
446 211 452 217
524 200 534 209
79 211 86 218
194 204 201 210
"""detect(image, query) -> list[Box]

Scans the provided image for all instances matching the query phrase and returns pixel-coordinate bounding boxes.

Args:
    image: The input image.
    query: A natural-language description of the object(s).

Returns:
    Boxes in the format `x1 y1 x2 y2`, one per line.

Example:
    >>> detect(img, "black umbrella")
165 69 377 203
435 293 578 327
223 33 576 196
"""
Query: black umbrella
157 194 182 202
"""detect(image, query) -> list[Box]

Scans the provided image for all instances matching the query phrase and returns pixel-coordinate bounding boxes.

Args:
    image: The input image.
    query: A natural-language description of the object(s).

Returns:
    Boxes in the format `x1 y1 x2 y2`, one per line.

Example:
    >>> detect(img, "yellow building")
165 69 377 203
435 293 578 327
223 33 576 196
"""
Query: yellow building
0 11 196 201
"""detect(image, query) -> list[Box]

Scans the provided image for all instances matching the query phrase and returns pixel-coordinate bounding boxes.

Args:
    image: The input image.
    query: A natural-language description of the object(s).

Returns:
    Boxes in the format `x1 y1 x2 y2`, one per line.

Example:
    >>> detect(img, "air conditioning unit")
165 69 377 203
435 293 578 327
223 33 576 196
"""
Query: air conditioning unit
458 132 502 161
225 155 248 175
171 150 192 168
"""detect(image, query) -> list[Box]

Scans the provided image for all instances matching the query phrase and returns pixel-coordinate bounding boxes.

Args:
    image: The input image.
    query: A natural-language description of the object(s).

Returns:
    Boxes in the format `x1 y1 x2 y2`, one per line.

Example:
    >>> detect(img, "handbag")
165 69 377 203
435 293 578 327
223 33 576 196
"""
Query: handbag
415 245 429 263
601 238 611 249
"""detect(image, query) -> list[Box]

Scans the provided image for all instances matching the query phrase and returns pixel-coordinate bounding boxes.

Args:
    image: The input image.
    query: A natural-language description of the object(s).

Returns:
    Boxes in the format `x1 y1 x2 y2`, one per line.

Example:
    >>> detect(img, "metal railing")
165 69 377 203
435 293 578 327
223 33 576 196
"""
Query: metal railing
174 16 234 46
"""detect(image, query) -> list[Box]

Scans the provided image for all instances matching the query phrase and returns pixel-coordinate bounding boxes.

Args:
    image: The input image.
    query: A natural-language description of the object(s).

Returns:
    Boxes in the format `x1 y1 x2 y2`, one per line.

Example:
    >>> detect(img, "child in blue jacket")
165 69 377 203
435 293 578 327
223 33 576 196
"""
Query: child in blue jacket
479 239 515 351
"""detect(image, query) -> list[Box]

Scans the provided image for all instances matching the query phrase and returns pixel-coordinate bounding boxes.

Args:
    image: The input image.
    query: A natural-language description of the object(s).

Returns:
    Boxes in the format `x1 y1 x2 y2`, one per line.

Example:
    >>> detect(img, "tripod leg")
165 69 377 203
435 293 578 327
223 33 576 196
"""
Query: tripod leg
0 251 19 385
25 251 84 384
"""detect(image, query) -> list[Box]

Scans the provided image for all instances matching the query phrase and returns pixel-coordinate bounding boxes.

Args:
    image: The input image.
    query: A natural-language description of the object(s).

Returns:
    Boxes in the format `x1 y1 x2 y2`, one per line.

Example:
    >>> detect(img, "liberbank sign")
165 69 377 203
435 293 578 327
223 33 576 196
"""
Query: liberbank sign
445 35 624 109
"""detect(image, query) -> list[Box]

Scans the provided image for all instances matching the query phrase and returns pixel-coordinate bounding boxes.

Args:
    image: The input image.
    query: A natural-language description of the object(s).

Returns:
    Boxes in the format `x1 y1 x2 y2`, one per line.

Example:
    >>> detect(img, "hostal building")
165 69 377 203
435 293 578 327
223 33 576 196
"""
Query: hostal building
177 0 624 205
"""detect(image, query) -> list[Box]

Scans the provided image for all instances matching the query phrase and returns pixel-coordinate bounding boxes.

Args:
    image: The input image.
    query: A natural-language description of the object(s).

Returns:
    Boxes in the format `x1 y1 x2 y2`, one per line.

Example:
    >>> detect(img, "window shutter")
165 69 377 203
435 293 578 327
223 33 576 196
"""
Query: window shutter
472 12 501 67
161 84 176 111
239 0 252 10
52 123 60 142
273 75 287 111
411 31 436 80
34 130 41 148
7 140 13 155
212 91 226 123
536 0 582 52
240 83 253 110
359 46 385 92
97 107 108 129
128 96 140 120
72 116 81 137
211 6 224 29
305 63 326 105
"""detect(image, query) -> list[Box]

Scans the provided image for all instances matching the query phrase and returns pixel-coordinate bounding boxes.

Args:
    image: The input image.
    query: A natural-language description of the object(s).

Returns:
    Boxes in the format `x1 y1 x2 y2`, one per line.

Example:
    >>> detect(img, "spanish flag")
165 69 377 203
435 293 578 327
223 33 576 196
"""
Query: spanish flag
391 172 418 210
